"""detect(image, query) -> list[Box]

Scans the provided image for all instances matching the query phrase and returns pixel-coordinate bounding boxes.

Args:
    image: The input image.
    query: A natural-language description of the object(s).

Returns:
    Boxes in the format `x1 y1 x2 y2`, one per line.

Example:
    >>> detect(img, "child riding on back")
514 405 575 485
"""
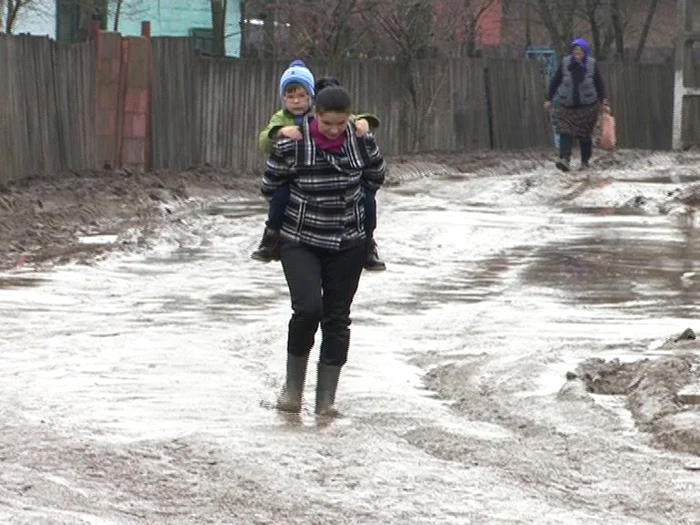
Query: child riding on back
251 60 386 271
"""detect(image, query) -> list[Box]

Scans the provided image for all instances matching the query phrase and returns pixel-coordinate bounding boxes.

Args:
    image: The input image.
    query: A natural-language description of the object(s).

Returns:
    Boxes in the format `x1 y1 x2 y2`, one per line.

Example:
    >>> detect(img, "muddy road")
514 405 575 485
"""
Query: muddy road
2 152 700 524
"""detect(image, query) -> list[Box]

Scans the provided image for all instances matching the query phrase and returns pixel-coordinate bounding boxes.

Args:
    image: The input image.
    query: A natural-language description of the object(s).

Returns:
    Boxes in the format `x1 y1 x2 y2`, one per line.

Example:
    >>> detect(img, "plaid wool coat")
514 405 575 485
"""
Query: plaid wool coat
262 117 386 251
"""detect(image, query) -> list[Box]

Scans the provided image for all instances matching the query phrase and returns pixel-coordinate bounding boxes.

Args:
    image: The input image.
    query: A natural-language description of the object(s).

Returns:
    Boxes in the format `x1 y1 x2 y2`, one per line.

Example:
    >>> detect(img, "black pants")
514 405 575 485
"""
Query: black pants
560 134 592 164
361 183 377 236
266 185 291 230
280 240 365 367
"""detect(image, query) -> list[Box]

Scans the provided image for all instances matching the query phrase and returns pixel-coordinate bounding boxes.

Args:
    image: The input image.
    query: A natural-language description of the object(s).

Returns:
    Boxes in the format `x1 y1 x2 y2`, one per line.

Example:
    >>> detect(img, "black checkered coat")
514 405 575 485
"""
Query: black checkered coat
262 118 386 251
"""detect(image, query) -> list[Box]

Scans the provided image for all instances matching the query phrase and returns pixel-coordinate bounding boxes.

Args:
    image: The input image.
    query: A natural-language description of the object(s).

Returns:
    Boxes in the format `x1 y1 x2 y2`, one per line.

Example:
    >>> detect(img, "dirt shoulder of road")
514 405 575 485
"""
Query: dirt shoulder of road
0 166 262 272
1 148 655 273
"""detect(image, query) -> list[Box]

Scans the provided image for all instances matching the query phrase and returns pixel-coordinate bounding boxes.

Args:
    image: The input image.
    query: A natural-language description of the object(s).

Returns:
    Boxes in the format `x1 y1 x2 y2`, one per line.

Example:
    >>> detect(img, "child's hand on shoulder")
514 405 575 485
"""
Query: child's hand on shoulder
355 119 370 137
278 126 302 141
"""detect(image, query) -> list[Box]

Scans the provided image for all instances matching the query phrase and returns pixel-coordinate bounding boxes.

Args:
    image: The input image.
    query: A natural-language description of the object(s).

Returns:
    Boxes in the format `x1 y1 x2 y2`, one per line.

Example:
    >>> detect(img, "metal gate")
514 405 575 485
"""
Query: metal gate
526 46 560 148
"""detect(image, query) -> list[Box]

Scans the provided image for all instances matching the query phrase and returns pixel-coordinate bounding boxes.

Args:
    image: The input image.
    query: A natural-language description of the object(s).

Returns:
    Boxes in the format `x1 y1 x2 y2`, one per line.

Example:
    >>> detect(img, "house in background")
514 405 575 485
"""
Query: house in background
475 0 503 46
55 0 241 57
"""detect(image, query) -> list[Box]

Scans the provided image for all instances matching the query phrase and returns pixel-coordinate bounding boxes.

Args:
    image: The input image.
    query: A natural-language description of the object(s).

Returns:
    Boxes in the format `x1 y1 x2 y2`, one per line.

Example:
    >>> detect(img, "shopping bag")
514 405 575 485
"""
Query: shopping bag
596 107 616 151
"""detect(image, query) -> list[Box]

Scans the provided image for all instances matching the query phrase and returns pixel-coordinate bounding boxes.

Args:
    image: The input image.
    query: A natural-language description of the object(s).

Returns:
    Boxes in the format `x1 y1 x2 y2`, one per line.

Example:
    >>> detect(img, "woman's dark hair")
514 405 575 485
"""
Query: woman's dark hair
314 76 341 94
314 85 352 114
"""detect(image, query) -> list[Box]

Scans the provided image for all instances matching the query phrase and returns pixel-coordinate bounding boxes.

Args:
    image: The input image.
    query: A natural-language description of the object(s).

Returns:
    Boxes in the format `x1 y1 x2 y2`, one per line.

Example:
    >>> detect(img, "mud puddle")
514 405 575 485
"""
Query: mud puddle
3 158 700 523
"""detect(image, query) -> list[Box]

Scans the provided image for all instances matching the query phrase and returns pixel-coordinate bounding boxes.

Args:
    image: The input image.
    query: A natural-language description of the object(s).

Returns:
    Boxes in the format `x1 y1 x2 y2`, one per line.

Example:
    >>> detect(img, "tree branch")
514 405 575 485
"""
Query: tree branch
634 0 659 62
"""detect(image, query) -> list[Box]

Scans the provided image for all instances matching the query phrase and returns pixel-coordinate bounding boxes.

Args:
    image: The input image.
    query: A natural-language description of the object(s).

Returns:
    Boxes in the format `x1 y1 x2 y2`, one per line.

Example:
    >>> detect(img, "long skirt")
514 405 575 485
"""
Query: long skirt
558 102 600 138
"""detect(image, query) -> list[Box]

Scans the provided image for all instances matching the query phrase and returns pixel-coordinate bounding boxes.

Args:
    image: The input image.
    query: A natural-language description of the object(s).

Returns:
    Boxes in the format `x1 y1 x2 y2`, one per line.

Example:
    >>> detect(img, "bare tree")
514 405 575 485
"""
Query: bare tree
108 0 149 32
530 0 578 56
608 0 624 59
275 0 372 67
436 0 500 57
362 0 436 63
6 0 69 34
4 0 38 33
361 0 446 152
580 0 615 60
633 0 660 62
528 0 659 62
111 0 121 31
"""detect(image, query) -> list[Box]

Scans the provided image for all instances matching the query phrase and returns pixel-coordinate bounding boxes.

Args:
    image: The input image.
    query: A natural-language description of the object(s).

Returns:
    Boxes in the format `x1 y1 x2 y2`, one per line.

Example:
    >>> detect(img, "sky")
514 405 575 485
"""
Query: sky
13 0 55 38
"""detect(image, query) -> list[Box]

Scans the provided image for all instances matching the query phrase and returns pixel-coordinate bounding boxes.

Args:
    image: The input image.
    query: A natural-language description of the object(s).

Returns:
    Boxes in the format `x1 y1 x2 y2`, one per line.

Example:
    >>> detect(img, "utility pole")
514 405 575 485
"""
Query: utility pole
212 0 226 57
672 0 699 150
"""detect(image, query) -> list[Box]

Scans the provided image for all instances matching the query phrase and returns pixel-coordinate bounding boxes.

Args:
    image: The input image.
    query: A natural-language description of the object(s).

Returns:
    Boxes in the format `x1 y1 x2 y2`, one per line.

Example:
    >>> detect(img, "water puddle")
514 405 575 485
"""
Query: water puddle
2 167 700 522
522 216 700 317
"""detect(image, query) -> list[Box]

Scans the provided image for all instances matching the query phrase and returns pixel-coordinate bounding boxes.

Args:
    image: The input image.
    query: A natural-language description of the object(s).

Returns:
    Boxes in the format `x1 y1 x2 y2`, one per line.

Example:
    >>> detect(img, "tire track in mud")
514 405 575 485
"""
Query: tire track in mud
552 173 615 204
397 161 700 523
411 355 700 524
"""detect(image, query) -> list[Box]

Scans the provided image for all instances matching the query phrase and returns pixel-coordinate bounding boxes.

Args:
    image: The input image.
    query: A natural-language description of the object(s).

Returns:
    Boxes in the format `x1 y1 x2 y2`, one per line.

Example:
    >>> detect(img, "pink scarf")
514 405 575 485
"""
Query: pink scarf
309 119 346 153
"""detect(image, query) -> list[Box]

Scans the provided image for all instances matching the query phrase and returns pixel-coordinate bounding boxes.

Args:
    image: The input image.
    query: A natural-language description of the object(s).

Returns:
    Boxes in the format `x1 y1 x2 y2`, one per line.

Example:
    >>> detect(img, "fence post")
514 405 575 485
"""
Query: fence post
672 0 699 150
141 21 153 171
116 36 129 169
483 63 495 149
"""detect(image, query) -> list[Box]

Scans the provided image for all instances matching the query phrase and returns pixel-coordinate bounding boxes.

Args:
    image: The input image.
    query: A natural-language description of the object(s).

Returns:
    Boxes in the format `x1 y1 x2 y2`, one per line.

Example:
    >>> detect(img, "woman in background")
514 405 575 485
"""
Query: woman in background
545 38 609 172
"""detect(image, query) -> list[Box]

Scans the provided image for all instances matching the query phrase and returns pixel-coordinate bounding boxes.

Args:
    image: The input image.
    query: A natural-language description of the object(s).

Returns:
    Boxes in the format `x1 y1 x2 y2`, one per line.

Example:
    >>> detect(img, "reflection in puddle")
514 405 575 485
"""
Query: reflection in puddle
624 174 700 184
145 246 209 265
205 200 266 219
562 206 646 216
0 275 48 288
522 217 700 318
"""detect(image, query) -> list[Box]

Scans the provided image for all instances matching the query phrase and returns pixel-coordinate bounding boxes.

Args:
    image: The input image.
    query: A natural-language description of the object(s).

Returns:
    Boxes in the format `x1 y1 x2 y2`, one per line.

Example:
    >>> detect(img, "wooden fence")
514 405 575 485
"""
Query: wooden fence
146 41 700 171
151 38 200 170
601 63 676 150
0 35 95 183
0 34 697 183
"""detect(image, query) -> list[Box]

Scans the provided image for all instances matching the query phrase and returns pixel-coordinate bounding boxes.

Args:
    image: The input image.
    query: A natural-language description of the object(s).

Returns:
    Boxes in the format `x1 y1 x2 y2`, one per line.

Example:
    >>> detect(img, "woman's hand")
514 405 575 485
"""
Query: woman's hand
355 119 370 137
544 101 552 111
278 126 303 141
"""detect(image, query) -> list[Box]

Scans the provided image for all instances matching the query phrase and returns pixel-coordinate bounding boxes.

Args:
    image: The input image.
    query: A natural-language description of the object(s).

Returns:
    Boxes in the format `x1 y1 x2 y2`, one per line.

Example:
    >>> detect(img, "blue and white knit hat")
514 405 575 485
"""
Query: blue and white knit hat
279 59 315 101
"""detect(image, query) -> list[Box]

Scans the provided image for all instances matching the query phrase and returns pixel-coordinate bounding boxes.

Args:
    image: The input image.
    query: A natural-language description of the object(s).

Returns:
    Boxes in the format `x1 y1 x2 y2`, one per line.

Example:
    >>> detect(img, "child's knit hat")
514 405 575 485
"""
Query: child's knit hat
279 59 315 101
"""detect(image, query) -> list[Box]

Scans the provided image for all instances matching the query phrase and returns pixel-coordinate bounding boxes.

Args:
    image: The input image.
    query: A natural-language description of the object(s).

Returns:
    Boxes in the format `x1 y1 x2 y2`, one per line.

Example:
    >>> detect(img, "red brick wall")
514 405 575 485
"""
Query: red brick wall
93 23 152 172
478 0 503 46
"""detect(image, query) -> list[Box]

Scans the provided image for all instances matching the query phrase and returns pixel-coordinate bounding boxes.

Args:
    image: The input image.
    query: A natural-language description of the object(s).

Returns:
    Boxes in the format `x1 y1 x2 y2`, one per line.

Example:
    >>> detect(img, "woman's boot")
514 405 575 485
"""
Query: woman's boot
276 353 310 413
315 363 342 417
